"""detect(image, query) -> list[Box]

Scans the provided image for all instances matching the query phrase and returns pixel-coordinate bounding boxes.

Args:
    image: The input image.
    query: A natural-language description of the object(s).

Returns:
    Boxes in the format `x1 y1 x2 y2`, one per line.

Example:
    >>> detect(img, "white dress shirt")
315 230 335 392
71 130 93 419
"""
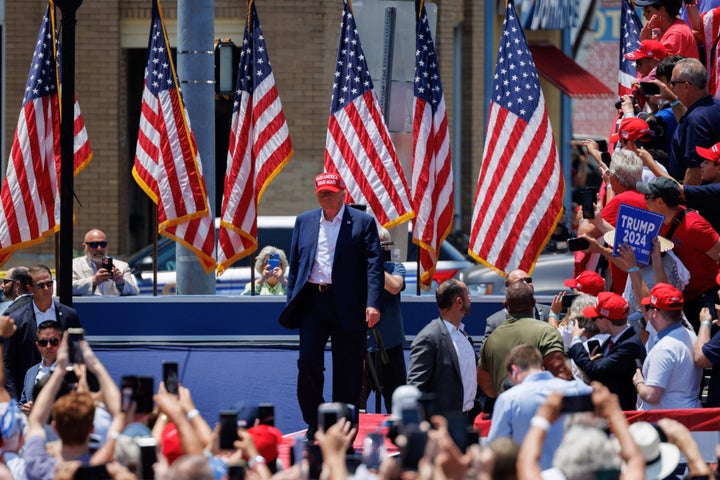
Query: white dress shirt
308 205 345 284
443 319 477 412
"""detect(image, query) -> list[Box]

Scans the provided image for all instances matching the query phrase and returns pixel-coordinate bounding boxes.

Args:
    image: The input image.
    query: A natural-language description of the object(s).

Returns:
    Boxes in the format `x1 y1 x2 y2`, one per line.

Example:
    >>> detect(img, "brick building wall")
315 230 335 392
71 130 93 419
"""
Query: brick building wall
2 0 498 263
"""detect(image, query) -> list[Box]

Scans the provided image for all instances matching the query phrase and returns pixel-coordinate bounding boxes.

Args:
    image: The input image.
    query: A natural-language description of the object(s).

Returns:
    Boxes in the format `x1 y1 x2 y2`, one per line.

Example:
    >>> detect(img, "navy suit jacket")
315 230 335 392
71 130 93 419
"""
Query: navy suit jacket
568 327 646 411
407 318 478 415
4 301 81 400
279 206 383 331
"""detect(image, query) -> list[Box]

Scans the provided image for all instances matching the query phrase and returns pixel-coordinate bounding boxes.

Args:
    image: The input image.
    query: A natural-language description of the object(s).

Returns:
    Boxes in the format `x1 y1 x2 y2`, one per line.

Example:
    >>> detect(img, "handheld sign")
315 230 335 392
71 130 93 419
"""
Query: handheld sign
613 204 664 266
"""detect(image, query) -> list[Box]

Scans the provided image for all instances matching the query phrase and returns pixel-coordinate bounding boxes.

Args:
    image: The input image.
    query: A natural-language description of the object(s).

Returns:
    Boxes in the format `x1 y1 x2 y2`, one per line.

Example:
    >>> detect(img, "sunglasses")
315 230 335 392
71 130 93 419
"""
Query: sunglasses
644 305 657 312
670 80 690 87
85 241 107 248
37 338 60 347
2 279 15 284
35 281 54 290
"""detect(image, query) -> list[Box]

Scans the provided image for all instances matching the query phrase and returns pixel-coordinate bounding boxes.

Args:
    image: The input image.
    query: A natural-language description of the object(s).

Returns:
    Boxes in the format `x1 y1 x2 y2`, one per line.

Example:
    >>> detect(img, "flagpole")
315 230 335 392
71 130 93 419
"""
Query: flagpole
55 0 83 307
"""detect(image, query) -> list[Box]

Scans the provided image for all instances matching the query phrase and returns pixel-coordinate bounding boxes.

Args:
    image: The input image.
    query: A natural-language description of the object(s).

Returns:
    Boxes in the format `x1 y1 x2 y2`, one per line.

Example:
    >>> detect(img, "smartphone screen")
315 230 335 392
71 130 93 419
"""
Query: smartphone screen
162 361 179 395
135 377 154 414
67 328 84 364
120 375 135 413
219 411 239 450
596 140 608 152
102 256 114 272
401 431 428 470
561 394 594 413
580 188 595 219
586 339 601 353
567 237 590 252
639 81 660 96
362 433 385 470
562 293 579 310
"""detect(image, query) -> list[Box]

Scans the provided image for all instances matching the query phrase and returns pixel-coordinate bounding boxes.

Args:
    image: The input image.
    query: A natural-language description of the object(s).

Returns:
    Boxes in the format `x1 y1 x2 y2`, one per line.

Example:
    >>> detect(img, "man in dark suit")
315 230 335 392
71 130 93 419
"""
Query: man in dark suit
567 292 646 410
4 264 81 400
19 319 63 412
407 279 480 418
279 173 383 437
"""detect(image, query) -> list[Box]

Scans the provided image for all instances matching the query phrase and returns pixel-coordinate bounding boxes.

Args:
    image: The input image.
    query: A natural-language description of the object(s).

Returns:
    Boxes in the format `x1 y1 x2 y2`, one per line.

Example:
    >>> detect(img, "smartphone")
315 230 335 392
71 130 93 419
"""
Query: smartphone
639 81 660 96
136 376 154 414
219 410 239 450
137 437 158 480
567 237 590 252
635 358 644 369
561 394 594 413
600 151 612 168
74 464 111 480
400 405 422 434
267 253 280 270
162 361 179 395
562 293 579 310
65 366 79 384
258 403 274 426
318 402 351 431
101 256 113 272
586 339 601 353
580 188 596 219
362 433 386 471
67 328 84 364
596 140 608 152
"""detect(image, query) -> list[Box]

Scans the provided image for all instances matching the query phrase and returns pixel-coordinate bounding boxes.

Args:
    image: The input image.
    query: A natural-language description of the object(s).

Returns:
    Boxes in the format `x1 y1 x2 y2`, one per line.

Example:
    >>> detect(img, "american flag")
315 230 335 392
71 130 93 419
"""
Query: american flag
619 0 641 96
324 0 414 228
132 0 216 273
412 0 453 289
0 3 92 266
217 0 293 274
468 0 564 275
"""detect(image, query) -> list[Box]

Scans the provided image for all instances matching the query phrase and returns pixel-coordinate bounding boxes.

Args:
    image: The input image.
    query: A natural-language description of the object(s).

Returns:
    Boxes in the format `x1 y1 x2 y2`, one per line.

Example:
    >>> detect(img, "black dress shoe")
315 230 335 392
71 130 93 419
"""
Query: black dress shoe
305 426 318 443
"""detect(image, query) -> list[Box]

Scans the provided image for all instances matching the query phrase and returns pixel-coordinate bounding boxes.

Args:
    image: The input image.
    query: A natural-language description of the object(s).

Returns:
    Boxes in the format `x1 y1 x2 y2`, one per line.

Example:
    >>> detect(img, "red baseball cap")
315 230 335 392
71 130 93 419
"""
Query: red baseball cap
609 117 653 144
696 142 720 165
315 173 346 193
641 283 684 311
161 422 183 465
246 424 283 462
624 40 667 61
564 271 606 296
583 292 630 320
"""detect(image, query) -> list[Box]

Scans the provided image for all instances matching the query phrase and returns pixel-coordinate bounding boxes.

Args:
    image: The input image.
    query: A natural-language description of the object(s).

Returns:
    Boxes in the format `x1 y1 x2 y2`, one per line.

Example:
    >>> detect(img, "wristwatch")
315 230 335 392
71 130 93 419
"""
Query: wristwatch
248 455 266 469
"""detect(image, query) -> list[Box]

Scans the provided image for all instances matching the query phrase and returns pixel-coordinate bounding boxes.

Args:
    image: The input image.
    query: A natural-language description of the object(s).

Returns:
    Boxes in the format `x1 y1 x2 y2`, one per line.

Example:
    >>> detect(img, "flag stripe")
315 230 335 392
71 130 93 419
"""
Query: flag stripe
411 0 454 288
133 0 216 274
324 0 413 230
468 1 564 276
217 1 292 274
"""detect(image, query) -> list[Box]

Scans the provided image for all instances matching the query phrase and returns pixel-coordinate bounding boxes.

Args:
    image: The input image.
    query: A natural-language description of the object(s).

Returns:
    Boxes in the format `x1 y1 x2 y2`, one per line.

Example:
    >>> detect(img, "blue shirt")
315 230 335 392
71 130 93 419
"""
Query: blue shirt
670 95 720 181
487 371 593 470
368 262 406 350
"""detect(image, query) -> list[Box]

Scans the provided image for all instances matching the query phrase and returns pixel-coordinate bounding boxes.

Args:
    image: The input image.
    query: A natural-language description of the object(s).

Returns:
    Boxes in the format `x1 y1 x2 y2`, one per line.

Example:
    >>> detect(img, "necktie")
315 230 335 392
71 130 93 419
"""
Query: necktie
606 339 615 352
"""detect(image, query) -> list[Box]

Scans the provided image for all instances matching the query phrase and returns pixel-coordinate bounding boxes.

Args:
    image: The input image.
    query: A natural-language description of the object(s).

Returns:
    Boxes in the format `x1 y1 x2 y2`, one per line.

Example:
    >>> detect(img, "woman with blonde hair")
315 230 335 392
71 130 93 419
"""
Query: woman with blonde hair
241 246 288 295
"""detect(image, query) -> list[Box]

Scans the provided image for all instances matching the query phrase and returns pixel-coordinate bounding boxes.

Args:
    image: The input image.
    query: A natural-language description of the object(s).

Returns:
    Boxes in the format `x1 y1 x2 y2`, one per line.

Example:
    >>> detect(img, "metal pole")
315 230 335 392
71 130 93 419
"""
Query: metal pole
55 0 83 307
176 0 216 294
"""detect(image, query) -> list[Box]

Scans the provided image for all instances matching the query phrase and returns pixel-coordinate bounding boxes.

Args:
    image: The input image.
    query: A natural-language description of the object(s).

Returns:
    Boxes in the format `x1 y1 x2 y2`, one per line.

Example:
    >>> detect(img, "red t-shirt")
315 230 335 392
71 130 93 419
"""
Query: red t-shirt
601 191 648 294
661 208 720 301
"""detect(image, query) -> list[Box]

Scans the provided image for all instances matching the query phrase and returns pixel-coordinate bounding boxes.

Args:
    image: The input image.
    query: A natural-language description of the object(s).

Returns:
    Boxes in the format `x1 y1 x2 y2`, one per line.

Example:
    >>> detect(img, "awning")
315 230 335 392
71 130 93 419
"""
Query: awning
529 43 614 98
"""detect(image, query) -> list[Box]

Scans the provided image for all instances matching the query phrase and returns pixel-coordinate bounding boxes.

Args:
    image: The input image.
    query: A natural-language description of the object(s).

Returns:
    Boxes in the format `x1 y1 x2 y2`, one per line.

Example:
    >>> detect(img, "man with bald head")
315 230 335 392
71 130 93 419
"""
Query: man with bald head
478 269 551 350
478 280 570 406
72 229 139 296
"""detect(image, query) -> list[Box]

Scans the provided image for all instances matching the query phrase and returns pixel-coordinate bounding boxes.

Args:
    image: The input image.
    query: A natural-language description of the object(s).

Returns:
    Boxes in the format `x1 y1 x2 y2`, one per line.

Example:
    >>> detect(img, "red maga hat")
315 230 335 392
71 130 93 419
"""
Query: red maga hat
315 172 346 193
641 283 684 311
583 292 630 320
624 40 667 61
609 117 653 144
564 270 606 296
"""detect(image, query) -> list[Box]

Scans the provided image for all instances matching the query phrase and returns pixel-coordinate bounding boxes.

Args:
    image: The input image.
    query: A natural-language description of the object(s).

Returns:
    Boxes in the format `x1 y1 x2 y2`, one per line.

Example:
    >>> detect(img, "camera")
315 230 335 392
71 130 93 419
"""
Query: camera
614 95 638 110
